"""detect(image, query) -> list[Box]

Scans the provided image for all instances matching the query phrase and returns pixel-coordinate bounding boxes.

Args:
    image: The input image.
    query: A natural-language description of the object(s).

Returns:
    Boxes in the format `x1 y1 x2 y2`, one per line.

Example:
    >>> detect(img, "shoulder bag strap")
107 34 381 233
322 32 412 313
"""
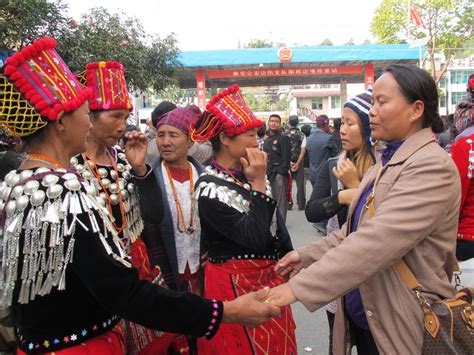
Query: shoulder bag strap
367 167 461 289
366 167 423 291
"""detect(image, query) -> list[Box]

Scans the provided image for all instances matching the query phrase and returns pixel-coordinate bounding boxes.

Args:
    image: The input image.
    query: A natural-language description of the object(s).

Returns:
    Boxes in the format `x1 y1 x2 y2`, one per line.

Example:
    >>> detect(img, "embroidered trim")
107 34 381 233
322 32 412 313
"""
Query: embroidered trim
17 315 120 352
208 254 278 264
205 299 222 339
250 190 277 206
466 138 474 179
457 233 474 241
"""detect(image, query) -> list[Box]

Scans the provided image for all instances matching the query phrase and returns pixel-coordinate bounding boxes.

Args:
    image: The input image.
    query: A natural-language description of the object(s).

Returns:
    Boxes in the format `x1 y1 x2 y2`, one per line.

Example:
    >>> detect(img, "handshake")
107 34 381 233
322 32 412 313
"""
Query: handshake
222 250 302 327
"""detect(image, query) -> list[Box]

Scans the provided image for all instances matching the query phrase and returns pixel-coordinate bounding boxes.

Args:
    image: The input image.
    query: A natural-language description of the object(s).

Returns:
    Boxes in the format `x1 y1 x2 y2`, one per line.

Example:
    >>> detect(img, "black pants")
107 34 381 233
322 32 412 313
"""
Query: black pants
326 310 335 355
348 317 379 355
271 173 289 222
291 163 306 210
456 239 474 261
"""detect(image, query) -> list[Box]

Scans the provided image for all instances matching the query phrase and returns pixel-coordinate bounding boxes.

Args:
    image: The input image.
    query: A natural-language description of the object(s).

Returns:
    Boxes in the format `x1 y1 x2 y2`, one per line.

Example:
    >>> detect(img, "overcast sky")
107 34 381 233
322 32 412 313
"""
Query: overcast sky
64 0 382 51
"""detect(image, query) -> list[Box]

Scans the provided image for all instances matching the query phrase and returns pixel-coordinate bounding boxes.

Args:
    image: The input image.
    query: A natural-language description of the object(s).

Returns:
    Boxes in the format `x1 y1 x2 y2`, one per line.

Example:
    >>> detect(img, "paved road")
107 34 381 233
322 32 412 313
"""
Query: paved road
285 182 331 355
286 208 329 354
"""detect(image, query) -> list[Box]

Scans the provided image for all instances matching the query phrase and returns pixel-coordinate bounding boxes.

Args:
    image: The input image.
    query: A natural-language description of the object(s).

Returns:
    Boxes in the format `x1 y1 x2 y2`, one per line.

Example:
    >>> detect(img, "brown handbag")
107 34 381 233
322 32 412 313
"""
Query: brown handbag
367 168 474 354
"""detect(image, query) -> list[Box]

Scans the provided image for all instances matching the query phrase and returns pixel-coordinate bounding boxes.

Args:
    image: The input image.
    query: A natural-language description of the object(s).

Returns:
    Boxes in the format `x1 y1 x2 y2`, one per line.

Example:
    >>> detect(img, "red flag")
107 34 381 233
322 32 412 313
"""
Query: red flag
410 4 427 29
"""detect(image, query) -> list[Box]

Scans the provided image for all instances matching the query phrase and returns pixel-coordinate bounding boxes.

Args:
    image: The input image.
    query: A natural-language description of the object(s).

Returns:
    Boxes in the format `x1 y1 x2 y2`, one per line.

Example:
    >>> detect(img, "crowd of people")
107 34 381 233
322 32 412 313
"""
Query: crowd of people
0 36 473 355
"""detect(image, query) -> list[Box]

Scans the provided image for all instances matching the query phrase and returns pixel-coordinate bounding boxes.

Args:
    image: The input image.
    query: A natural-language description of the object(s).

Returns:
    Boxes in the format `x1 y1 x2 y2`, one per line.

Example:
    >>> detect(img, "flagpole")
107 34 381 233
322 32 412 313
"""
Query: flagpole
407 0 411 40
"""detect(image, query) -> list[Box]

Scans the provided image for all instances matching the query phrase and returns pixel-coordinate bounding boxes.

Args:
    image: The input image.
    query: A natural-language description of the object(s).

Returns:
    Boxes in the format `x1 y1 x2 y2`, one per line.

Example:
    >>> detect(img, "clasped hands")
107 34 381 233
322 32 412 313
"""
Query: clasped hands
223 250 301 327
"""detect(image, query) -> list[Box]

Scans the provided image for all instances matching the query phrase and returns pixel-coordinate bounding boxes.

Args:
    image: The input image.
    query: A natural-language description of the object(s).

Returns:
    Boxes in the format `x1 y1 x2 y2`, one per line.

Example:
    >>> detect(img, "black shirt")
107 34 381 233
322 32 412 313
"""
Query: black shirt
196 173 293 263
263 131 291 182
0 169 222 353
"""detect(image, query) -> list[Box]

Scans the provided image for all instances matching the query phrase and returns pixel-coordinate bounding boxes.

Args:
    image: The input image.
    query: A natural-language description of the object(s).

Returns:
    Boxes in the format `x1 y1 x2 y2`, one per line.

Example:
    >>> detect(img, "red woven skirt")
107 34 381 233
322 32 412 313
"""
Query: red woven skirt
124 238 177 354
198 259 297 355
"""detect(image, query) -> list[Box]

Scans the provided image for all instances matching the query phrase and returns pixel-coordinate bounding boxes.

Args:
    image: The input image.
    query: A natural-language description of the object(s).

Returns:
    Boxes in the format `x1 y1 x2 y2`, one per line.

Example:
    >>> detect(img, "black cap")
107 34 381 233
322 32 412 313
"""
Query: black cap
289 115 299 126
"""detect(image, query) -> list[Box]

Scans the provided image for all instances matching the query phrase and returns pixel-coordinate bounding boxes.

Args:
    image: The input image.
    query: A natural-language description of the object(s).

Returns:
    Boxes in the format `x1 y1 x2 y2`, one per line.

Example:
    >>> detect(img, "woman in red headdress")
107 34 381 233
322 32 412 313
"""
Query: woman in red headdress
191 85 297 354
0 40 280 355
72 61 179 354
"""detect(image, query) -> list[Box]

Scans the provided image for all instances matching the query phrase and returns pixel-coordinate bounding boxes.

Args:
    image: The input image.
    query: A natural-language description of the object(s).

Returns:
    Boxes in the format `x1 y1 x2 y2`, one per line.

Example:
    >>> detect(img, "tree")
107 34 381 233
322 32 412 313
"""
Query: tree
275 42 287 48
157 85 196 106
371 0 474 84
0 3 180 93
0 0 70 51
57 7 180 93
344 38 355 45
362 39 372 45
457 37 474 58
245 38 273 48
320 38 333 46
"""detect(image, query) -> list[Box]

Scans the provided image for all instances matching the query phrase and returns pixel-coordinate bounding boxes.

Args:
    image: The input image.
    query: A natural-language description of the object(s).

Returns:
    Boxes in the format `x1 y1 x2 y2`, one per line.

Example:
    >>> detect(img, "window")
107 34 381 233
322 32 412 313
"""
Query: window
439 93 446 108
439 77 447 88
331 96 341 109
452 92 467 105
451 71 470 85
311 97 323 110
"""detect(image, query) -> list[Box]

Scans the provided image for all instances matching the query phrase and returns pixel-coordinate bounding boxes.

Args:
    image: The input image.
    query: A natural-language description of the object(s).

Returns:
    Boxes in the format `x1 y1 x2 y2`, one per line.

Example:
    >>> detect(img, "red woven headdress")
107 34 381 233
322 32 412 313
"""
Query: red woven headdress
85 61 133 111
190 84 263 142
1 37 90 136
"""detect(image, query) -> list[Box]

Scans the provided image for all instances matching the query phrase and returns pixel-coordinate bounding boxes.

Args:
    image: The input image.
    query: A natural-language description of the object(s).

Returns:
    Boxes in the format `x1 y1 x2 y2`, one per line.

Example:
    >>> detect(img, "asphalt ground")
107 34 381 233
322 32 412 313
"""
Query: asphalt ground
285 180 331 355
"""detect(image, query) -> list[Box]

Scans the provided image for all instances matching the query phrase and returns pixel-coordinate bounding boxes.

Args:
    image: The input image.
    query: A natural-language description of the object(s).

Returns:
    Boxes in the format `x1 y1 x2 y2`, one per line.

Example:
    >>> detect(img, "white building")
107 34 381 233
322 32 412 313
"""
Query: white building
288 83 366 120
439 56 474 116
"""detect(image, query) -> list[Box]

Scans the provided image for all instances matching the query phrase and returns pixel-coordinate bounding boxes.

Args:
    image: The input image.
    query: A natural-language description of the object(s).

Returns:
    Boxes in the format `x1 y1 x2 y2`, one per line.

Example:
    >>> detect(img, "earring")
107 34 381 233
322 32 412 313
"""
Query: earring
59 127 66 134
410 117 416 122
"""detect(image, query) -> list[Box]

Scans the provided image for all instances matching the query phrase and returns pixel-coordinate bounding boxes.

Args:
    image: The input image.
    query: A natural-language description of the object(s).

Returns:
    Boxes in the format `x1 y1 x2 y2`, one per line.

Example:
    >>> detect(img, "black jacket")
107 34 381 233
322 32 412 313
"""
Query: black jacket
305 157 348 228
263 131 291 182
196 174 293 262
2 169 222 353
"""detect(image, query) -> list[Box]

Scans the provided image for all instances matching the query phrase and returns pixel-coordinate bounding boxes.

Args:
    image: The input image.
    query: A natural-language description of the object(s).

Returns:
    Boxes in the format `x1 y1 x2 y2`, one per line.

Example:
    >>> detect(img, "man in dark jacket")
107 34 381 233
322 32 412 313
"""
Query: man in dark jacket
263 114 291 222
287 115 306 211
328 117 343 156
306 115 333 234
306 115 333 186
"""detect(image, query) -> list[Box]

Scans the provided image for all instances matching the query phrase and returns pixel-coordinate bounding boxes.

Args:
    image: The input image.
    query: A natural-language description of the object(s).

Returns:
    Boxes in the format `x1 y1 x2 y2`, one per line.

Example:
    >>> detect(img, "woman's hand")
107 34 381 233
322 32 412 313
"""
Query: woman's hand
290 161 299 172
240 148 268 193
274 250 303 278
337 188 358 205
124 131 148 176
264 284 297 308
222 287 281 327
332 159 360 188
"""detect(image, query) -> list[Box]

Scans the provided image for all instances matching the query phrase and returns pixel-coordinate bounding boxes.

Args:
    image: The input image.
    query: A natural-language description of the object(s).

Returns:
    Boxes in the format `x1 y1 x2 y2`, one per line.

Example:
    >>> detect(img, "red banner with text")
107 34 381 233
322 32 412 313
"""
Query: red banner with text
196 69 206 110
207 65 363 79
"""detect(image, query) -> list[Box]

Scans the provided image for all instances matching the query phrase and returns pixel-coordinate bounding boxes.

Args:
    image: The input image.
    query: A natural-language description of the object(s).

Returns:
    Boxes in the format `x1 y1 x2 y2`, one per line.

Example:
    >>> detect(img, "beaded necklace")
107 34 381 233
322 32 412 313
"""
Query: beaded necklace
84 149 127 233
164 162 195 234
27 153 65 169
210 160 251 191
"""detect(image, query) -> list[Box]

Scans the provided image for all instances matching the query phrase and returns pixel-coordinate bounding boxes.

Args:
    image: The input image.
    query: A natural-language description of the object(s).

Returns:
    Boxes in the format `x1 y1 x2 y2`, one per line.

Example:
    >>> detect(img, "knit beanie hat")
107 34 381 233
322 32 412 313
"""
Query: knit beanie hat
344 89 372 142
157 105 202 136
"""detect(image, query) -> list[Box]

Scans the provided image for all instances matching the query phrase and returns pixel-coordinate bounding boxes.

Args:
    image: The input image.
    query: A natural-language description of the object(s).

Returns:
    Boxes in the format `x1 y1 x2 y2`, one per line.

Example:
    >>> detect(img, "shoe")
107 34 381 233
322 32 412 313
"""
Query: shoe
288 203 293 211
298 205 306 211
